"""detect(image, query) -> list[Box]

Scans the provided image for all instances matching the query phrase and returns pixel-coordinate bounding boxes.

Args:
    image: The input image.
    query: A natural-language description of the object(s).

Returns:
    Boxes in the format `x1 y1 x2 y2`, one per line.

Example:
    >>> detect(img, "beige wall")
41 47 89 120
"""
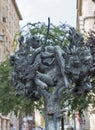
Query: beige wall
0 113 10 130
77 0 95 32
82 0 95 32
0 0 22 130
0 0 22 61
76 1 95 130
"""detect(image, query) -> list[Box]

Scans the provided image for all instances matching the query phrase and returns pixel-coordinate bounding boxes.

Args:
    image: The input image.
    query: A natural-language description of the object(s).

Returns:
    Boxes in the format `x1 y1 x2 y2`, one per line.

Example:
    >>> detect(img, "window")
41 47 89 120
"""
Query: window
2 17 6 22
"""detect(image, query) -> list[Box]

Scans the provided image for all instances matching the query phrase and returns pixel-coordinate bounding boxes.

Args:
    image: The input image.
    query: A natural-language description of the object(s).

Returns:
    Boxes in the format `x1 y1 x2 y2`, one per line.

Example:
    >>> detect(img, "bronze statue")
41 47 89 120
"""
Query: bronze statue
10 21 94 130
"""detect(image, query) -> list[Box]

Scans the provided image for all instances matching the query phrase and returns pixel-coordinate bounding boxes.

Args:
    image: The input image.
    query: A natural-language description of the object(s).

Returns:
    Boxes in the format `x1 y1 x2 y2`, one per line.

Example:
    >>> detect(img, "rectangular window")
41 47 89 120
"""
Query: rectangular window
2 17 6 22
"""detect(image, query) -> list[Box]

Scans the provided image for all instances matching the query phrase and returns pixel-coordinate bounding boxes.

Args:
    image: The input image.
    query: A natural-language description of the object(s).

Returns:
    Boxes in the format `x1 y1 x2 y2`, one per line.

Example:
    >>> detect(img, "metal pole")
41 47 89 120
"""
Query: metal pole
74 116 76 130
61 116 64 130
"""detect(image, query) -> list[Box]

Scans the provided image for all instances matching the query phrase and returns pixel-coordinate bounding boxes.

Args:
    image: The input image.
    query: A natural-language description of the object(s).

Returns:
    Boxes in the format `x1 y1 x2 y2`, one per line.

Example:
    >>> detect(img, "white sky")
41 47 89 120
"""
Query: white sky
16 0 77 28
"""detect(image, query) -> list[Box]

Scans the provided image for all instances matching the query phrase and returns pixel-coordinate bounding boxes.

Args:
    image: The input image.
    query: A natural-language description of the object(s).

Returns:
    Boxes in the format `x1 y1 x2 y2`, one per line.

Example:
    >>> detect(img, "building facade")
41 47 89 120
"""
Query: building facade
0 0 22 129
0 0 22 61
77 0 95 32
76 1 95 130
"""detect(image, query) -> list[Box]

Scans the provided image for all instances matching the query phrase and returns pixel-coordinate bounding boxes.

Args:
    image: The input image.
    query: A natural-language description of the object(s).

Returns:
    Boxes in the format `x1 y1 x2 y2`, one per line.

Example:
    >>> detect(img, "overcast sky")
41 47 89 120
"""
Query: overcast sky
16 0 77 28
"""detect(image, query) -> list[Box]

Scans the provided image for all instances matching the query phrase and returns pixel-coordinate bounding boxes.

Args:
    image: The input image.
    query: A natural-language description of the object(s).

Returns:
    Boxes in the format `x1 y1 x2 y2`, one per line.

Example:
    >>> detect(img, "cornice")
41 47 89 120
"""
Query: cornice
12 0 23 20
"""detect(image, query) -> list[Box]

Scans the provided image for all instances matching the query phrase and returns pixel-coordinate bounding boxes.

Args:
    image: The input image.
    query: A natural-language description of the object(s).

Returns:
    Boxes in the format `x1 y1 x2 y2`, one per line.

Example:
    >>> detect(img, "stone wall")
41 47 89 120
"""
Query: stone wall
0 0 22 61
0 0 22 129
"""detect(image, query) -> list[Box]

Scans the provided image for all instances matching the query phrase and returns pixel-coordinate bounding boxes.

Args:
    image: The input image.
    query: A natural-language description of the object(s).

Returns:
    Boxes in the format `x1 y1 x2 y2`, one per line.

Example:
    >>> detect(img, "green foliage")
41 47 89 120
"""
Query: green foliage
0 60 43 116
59 30 95 116
0 22 70 116
0 60 14 115
1 22 95 117
21 22 70 47
24 22 95 116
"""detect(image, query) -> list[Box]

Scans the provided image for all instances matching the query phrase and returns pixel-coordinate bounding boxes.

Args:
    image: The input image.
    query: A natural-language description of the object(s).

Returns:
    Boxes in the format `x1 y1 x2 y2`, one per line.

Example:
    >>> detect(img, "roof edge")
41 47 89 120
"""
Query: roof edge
12 0 23 20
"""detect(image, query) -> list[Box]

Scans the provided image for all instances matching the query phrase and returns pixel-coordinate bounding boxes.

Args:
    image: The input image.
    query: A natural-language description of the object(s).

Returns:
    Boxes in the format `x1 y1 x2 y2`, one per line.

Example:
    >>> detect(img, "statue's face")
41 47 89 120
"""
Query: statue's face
65 46 92 81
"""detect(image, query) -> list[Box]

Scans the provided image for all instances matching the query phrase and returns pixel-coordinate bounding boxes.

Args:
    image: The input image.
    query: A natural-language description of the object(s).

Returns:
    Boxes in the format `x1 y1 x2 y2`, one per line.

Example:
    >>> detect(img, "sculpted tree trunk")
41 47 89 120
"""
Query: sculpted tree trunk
44 95 61 130
10 22 93 130
37 79 65 130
